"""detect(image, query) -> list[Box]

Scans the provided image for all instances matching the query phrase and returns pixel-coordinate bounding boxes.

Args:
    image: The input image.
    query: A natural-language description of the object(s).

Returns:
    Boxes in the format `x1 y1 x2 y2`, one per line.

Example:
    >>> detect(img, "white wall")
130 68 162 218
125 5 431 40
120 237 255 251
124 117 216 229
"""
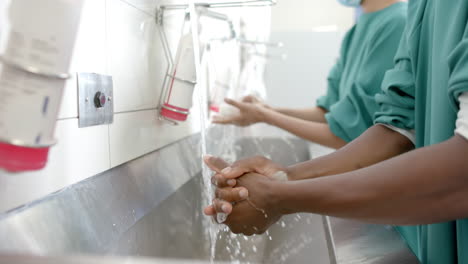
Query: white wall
265 32 345 108
265 0 353 108
271 0 354 32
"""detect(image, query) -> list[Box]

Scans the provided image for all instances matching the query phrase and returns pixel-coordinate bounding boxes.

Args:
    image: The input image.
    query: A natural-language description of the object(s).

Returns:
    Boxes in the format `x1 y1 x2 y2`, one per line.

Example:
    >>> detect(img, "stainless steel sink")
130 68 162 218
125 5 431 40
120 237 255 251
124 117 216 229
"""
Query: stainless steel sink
0 126 419 264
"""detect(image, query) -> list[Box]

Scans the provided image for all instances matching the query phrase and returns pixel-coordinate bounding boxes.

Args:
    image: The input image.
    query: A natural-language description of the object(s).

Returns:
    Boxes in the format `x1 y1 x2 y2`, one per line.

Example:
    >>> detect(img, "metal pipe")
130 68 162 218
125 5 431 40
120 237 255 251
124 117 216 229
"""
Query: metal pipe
238 38 284 48
197 7 237 39
159 0 276 11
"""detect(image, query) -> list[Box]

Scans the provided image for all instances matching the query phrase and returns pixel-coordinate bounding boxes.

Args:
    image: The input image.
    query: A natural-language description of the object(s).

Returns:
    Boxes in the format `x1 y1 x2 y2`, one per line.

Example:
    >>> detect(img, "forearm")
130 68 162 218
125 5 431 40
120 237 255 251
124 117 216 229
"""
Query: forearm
263 108 346 149
286 125 414 180
275 135 468 225
273 106 327 123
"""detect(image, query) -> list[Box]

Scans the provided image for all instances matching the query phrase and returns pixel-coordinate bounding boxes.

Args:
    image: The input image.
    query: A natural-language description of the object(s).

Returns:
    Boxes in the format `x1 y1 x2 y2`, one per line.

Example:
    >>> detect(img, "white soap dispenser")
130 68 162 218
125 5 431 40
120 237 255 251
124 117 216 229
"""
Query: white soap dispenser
0 0 84 172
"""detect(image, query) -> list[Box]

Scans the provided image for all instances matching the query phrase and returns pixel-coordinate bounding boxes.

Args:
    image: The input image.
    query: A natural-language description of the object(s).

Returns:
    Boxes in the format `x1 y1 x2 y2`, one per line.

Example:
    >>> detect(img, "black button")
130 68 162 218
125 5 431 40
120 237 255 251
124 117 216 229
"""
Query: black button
94 92 106 108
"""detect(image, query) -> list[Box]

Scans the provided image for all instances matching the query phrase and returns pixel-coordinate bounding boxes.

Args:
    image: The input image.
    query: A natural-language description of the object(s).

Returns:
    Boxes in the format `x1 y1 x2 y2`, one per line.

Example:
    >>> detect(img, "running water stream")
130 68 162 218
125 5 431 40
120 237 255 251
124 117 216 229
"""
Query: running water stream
188 2 219 262
198 82 220 263
188 4 319 262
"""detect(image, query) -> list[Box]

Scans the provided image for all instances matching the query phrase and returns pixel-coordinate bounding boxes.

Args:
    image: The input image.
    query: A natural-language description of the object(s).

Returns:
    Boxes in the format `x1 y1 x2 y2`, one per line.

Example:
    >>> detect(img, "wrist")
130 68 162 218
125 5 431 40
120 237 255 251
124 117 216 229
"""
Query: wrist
269 180 295 215
259 107 274 124
285 163 320 181
284 166 296 181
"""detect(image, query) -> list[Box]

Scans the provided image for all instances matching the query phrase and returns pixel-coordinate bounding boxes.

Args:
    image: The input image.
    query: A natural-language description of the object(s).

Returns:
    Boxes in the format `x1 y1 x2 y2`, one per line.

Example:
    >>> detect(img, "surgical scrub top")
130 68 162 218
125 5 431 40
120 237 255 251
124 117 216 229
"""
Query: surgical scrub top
316 2 407 142
374 0 468 263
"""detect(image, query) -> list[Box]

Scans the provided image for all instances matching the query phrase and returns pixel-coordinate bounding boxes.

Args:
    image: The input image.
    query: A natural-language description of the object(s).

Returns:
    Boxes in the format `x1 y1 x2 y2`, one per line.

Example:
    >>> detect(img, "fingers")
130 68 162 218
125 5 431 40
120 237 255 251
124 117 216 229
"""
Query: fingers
221 156 279 179
204 205 216 216
242 95 256 103
204 206 228 224
224 98 248 110
219 166 250 179
206 186 248 219
203 155 230 173
219 156 265 179
213 199 233 214
215 187 249 202
212 173 237 188
204 155 237 188
212 115 237 124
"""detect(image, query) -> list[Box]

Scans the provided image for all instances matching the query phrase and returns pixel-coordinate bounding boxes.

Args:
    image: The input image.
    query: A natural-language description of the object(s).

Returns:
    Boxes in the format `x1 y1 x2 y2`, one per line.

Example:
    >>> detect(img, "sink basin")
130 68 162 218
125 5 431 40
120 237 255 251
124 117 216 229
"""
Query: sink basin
0 127 332 263
0 125 419 264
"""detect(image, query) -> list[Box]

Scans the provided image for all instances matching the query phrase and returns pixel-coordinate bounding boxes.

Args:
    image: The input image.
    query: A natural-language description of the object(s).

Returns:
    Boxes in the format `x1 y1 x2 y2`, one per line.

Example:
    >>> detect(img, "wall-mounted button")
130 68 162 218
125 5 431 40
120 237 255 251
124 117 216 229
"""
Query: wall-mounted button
77 73 114 128
94 92 106 108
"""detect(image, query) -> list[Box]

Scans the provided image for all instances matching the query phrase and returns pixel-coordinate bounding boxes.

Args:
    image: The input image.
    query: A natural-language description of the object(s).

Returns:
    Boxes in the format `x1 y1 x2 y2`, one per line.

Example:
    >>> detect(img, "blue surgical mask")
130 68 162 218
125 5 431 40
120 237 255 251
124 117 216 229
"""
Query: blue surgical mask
337 0 362 7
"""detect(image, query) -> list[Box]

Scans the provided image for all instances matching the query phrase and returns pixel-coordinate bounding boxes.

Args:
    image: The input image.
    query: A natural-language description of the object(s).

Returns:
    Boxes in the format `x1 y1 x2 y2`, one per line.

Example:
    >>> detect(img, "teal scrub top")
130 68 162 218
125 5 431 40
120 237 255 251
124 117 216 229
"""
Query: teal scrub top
374 0 468 263
316 2 407 142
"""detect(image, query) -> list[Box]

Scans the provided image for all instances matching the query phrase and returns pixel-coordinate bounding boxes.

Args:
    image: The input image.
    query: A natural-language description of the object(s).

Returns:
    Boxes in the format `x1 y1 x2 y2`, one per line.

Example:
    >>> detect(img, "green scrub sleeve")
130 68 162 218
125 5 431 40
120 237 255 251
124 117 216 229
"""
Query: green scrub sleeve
448 24 468 110
326 20 406 142
316 64 341 111
374 32 416 131
316 30 353 111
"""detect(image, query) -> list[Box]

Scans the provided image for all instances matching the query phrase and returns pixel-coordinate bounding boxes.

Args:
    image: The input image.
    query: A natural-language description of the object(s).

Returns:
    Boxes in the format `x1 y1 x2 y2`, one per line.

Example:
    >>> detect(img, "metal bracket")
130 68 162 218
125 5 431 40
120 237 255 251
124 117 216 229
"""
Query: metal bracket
155 10 191 126
77 73 114 128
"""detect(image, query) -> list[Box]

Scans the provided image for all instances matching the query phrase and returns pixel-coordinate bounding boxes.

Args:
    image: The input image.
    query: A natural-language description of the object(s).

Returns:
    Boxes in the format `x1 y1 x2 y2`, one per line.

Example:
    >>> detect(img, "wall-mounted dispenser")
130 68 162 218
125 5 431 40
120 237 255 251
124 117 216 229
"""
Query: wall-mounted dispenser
0 0 84 172
206 40 239 114
156 0 277 125
160 26 197 123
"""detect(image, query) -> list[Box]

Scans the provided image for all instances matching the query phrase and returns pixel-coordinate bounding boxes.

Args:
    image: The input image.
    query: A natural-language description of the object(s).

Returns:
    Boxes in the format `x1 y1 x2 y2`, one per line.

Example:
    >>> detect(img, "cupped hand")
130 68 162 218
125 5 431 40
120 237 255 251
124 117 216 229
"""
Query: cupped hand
220 171 282 236
203 155 286 216
217 155 288 181
203 155 250 218
212 97 269 127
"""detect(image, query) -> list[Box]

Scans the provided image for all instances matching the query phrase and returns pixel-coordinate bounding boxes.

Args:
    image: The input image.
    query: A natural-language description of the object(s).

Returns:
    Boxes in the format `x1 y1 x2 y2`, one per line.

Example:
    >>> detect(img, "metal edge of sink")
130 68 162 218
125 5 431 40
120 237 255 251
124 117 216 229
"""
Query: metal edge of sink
330 218 420 264
0 132 203 255
0 254 233 264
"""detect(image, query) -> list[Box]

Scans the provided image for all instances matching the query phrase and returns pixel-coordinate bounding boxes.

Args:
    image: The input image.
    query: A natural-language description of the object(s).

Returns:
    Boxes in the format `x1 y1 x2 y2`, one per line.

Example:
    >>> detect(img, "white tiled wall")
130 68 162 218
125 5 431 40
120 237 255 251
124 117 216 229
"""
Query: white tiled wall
0 0 203 212
107 0 161 113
